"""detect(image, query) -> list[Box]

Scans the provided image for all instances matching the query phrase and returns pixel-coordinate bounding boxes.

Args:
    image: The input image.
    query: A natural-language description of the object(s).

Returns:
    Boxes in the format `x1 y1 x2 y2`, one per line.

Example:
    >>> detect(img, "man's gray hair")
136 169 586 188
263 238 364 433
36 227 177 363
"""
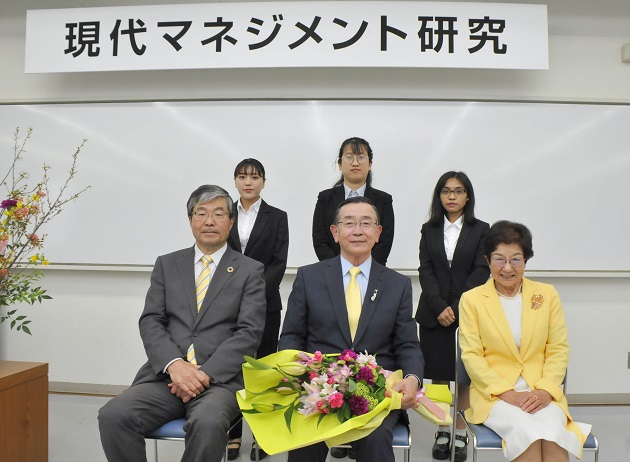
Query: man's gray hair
186 185 234 218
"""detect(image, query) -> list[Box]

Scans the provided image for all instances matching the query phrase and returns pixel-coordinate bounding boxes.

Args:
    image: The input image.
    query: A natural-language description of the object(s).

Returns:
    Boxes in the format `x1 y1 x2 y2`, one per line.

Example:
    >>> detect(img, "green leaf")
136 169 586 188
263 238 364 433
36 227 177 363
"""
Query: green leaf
341 402 351 421
348 379 357 392
283 401 295 433
22 326 32 335
317 412 326 428
16 315 26 320
243 355 272 370
7 310 16 315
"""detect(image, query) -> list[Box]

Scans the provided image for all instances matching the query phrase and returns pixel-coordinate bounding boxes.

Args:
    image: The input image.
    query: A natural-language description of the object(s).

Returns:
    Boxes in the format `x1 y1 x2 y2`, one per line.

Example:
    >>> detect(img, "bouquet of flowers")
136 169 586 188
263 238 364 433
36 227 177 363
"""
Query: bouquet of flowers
237 349 452 455
1 127 89 334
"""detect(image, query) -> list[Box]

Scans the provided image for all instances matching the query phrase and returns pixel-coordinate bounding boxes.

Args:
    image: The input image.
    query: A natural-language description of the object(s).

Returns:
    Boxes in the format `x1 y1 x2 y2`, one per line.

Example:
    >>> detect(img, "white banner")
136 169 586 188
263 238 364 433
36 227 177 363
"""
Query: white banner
25 2 548 73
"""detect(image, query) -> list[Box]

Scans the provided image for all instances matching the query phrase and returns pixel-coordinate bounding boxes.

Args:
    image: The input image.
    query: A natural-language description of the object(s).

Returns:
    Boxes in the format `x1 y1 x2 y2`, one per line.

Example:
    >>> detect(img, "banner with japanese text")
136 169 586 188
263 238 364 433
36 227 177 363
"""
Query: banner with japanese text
25 2 548 73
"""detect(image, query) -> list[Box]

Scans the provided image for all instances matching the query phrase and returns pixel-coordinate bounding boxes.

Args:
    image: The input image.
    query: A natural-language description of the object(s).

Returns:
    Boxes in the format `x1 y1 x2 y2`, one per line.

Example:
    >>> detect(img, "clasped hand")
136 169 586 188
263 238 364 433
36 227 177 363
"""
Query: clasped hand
437 307 456 327
499 389 552 414
167 360 211 403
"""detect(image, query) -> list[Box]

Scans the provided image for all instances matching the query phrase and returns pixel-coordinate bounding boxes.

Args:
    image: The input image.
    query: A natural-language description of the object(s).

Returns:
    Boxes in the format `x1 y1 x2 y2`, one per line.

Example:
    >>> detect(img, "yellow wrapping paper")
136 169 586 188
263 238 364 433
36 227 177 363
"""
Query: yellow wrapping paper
236 350 453 455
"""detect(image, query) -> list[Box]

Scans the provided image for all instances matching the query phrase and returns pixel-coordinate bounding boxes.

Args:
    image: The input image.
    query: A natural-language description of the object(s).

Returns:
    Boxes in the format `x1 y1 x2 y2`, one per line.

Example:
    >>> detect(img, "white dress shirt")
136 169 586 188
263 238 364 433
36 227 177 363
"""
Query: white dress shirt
443 214 464 266
237 197 262 252
343 182 367 199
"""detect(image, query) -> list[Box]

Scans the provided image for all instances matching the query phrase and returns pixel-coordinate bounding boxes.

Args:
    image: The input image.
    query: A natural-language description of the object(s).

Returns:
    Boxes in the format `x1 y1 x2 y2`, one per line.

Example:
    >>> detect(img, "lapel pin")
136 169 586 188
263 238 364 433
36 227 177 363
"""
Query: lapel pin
227 267 234 273
370 289 378 302
530 294 544 310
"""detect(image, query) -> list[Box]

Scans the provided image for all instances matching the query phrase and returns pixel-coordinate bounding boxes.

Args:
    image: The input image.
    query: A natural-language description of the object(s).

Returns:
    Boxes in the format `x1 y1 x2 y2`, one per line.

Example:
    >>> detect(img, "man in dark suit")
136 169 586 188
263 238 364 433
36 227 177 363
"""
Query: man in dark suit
280 196 424 462
98 185 266 462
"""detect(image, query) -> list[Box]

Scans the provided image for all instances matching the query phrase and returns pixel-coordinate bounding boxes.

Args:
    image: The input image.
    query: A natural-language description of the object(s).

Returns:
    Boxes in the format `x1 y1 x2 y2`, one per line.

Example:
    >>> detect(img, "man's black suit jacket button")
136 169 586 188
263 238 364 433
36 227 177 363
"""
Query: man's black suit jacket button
192 332 198 337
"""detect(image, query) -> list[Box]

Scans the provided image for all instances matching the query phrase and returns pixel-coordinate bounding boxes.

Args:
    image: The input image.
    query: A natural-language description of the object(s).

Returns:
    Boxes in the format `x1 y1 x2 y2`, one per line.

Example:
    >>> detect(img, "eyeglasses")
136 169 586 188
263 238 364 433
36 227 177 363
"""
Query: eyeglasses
192 210 229 222
440 188 467 197
490 257 525 268
342 154 369 164
336 220 377 230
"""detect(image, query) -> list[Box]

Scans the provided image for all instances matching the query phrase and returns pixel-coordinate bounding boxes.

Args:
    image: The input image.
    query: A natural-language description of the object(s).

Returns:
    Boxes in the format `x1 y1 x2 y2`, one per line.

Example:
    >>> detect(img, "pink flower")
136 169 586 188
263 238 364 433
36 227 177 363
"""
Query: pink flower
0 269 7 277
308 371 319 381
297 351 315 364
0 240 7 256
37 191 46 197
339 349 358 362
313 351 323 362
14 207 29 219
27 234 40 244
328 392 344 409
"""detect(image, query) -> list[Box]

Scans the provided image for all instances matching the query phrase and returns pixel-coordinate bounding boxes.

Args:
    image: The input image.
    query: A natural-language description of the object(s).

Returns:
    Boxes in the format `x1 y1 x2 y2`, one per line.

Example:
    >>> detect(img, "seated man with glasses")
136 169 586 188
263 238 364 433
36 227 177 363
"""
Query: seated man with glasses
98 184 266 462
280 196 424 462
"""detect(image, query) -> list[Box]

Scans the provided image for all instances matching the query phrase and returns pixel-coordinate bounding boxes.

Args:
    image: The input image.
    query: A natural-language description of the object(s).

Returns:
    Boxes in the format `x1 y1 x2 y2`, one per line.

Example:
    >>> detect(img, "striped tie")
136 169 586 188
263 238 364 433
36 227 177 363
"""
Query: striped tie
346 267 362 341
187 255 213 365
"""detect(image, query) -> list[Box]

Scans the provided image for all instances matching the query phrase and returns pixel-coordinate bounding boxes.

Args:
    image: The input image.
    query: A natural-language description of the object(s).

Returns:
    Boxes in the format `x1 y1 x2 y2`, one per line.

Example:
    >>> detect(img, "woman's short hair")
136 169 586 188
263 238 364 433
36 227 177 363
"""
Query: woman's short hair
428 171 477 225
334 137 373 188
234 158 266 180
484 220 534 261
186 185 234 218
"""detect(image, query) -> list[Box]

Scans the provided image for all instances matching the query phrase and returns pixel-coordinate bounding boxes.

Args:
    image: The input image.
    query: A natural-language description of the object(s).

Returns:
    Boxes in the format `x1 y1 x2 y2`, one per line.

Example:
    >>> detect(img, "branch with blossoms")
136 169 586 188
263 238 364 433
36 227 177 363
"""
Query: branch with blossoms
0 127 90 334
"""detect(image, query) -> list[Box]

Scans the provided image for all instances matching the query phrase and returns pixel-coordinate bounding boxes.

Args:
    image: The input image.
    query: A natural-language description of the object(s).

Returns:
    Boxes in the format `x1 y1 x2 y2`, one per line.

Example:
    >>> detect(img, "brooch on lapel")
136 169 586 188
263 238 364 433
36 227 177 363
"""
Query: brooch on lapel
227 267 234 273
370 289 378 302
530 294 544 310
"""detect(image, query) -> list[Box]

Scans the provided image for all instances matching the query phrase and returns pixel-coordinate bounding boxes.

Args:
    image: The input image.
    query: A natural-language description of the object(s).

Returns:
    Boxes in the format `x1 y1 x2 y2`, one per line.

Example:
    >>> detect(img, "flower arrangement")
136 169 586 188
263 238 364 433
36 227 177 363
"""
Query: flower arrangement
0 127 89 334
238 350 452 456
244 349 388 429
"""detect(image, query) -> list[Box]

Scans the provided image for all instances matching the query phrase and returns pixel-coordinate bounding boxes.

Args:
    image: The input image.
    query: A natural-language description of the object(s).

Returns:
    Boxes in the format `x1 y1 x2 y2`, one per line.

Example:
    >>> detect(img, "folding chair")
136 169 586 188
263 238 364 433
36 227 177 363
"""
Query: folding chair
145 417 259 462
331 419 412 462
453 328 599 462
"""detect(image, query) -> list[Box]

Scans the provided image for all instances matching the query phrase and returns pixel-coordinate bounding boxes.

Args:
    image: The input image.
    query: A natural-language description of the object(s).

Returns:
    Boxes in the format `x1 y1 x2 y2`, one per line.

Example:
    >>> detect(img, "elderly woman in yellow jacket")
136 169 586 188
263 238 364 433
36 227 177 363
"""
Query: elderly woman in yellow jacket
459 221 590 461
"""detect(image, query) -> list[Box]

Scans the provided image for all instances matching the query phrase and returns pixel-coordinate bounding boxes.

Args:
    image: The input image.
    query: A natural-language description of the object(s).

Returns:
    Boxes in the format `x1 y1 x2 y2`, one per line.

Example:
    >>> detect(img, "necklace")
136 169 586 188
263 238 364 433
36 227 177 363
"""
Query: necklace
497 284 522 300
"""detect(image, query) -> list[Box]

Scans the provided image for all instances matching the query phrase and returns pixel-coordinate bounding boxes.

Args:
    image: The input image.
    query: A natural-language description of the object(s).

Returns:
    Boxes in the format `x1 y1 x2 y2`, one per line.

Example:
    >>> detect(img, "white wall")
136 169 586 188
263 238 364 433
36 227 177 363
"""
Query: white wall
1 0 630 400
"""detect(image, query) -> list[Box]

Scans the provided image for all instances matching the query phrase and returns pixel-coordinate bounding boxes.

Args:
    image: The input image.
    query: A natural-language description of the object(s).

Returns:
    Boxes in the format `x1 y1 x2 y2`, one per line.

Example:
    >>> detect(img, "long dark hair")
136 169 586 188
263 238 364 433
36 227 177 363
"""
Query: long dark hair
428 171 477 226
333 137 373 187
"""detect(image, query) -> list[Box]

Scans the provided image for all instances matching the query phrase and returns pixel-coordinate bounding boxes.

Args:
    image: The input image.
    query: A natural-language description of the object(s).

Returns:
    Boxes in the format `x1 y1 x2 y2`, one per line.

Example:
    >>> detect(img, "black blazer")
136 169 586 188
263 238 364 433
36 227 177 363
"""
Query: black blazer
312 185 394 266
228 199 289 313
415 218 490 328
279 256 423 378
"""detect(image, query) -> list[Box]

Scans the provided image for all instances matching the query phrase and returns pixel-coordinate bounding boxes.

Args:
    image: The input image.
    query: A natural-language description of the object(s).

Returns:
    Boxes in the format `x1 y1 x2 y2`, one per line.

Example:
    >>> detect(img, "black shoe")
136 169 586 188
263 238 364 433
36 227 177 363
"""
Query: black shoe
454 434 468 462
432 431 451 460
348 448 356 459
250 442 268 460
330 447 348 458
227 439 241 461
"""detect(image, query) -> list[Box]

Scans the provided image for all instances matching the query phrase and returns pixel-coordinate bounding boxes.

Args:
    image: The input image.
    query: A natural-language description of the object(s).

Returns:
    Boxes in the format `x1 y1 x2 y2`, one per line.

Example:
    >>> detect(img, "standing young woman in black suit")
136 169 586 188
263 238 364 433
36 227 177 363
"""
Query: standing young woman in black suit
226 158 289 461
312 137 394 266
415 171 490 462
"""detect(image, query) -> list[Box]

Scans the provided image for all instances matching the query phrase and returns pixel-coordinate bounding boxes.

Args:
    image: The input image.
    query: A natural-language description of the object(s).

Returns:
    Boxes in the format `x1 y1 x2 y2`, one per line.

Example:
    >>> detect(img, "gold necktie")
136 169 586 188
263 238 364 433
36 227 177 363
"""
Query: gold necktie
187 255 213 365
346 267 362 341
